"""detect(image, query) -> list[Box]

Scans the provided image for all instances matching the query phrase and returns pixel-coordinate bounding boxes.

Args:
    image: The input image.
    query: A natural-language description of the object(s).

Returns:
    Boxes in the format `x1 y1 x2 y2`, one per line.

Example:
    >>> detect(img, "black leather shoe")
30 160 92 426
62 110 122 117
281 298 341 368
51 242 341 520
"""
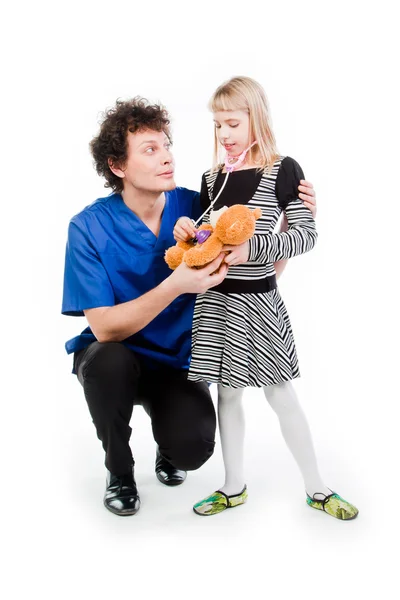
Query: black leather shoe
103 467 140 516
155 448 187 486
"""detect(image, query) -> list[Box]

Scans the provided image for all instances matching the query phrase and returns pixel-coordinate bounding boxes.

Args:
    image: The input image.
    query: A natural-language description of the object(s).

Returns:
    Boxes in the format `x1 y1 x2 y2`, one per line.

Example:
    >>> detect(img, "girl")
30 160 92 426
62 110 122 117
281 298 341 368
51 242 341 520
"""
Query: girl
174 76 358 520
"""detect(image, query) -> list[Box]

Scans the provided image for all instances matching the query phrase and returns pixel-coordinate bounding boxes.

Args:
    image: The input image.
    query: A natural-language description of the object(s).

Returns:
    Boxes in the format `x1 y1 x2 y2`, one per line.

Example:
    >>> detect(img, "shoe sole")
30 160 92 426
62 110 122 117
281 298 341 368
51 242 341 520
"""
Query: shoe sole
308 505 359 520
156 473 187 486
193 501 247 516
103 500 141 516
193 507 224 516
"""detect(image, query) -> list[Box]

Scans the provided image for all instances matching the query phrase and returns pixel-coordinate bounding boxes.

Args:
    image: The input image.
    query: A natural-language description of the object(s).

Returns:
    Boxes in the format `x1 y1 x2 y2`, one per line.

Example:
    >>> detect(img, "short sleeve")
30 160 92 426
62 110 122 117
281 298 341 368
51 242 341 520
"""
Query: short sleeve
275 156 305 211
61 217 115 316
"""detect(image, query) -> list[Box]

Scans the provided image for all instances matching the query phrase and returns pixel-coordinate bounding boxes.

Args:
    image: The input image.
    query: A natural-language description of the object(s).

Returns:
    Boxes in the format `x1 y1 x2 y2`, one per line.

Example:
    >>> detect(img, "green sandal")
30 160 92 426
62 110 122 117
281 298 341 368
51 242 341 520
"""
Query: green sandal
306 489 359 520
193 486 248 516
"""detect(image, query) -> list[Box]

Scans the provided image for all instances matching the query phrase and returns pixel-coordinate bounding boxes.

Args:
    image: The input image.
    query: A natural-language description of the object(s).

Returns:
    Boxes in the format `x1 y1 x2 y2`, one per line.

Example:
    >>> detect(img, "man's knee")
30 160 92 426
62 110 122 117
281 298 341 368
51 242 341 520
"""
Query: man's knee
79 342 139 381
160 437 215 471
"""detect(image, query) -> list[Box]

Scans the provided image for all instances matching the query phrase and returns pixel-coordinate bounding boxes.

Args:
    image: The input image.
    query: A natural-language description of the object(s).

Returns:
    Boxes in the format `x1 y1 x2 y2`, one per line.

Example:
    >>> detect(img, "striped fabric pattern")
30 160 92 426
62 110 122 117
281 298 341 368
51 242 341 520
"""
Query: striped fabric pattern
190 288 299 388
188 157 316 388
248 197 317 263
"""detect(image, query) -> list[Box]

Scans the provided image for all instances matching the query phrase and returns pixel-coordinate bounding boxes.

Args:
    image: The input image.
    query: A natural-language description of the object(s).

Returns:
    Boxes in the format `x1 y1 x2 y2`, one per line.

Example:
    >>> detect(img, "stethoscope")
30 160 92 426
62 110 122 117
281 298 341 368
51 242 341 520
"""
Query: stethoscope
192 141 258 244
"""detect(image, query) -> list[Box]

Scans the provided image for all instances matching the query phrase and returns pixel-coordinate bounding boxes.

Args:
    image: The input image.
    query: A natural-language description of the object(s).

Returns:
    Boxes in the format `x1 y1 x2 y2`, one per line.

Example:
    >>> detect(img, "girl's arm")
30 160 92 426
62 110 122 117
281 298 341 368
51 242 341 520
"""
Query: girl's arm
273 184 317 279
249 198 317 263
249 158 317 264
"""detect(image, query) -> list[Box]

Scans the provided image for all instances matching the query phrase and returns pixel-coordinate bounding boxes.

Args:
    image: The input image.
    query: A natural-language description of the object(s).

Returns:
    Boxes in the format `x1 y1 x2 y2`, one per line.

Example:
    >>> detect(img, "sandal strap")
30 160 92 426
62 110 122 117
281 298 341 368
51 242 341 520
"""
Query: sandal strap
214 490 230 506
215 485 247 507
306 488 337 506
321 493 337 506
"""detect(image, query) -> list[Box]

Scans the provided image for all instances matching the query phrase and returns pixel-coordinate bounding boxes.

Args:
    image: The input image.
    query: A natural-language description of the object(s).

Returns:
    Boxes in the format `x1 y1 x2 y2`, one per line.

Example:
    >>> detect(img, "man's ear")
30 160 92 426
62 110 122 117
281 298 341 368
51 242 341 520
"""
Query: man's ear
108 158 125 179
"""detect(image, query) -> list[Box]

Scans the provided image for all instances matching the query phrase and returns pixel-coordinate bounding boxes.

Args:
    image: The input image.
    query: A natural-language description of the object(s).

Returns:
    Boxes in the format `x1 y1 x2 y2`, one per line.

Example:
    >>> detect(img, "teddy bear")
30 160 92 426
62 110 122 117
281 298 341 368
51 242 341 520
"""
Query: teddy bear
164 204 262 270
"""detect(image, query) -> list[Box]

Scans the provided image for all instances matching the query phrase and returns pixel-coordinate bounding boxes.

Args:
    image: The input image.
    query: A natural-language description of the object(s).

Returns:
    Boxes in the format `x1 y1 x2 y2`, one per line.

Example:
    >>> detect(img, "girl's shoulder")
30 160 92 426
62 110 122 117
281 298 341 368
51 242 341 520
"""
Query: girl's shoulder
276 155 303 174
268 156 304 185
202 164 223 177
275 156 306 209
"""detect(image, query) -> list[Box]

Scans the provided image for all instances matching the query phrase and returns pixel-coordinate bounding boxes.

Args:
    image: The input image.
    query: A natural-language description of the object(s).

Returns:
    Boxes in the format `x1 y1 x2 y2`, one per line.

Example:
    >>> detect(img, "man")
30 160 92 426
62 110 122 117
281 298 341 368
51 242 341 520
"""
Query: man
62 97 317 516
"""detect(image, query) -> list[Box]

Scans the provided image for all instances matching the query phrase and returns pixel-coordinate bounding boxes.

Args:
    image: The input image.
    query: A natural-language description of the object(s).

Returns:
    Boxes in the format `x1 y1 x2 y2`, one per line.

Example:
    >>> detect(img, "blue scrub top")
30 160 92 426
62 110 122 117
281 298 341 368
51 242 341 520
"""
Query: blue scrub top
62 187 202 371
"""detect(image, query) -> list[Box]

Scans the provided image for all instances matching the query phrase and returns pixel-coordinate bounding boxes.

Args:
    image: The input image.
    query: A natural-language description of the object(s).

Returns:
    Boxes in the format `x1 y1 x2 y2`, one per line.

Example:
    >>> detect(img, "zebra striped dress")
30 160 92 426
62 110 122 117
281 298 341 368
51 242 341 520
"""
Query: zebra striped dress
187 156 318 389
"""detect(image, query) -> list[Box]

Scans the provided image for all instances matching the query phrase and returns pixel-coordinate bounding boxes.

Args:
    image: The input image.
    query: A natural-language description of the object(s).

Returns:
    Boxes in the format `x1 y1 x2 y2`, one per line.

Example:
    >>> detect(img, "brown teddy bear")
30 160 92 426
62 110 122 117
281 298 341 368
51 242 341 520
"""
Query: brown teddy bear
164 204 262 270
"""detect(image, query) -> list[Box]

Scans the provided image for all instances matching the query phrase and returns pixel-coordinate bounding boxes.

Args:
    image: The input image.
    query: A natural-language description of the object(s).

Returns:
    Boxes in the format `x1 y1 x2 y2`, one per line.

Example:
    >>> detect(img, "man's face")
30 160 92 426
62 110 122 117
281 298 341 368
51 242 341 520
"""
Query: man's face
117 129 176 194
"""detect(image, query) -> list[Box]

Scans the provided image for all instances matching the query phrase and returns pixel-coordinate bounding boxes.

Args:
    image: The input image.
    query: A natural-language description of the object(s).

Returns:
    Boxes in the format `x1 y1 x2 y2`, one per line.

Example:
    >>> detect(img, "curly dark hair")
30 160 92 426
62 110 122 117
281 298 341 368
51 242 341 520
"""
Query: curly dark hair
89 97 172 193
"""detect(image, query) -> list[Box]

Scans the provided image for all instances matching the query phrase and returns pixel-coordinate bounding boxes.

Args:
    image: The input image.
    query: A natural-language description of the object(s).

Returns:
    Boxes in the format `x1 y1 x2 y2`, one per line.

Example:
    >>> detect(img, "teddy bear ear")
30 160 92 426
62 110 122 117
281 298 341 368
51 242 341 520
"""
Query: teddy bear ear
253 208 262 219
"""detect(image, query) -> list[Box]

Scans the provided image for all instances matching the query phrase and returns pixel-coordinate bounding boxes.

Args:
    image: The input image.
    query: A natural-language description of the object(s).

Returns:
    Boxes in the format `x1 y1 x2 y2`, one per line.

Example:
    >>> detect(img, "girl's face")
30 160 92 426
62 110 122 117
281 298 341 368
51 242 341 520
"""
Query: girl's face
213 110 252 157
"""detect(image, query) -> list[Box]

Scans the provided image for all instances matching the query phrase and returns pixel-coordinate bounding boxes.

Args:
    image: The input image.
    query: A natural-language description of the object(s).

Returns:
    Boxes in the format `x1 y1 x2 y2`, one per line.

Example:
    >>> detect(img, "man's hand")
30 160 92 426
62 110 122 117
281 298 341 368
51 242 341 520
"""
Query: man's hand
221 241 250 266
298 180 317 218
168 253 228 294
173 217 197 242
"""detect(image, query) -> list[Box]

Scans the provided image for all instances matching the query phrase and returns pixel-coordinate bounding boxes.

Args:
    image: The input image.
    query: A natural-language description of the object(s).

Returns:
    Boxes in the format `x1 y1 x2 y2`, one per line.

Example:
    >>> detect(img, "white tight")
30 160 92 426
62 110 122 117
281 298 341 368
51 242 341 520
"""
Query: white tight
217 381 330 498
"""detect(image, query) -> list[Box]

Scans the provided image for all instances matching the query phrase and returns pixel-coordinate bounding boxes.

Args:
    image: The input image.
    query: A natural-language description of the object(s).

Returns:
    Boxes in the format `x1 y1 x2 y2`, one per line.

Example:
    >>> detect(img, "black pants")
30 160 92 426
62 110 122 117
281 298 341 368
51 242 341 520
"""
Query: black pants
74 342 216 476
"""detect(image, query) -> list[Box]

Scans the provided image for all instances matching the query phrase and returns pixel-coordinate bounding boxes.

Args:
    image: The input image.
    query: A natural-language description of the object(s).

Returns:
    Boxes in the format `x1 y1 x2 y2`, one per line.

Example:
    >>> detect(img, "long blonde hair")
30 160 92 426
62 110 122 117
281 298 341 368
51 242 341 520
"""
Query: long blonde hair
209 76 279 173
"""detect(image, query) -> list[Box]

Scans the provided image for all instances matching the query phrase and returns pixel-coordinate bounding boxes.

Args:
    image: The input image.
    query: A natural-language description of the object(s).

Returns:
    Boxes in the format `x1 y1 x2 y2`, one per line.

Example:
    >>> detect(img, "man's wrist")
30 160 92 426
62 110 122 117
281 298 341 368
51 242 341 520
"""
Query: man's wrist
160 273 182 301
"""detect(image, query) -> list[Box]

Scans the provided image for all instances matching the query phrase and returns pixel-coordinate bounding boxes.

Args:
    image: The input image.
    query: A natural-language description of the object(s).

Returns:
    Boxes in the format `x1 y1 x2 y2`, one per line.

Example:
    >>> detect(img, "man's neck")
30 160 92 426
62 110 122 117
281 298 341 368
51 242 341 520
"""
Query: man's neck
121 187 165 222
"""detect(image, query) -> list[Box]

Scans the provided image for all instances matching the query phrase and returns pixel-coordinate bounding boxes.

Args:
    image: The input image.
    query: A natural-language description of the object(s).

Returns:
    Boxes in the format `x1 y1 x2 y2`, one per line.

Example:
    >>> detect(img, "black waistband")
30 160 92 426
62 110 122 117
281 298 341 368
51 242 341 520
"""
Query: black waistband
211 274 277 295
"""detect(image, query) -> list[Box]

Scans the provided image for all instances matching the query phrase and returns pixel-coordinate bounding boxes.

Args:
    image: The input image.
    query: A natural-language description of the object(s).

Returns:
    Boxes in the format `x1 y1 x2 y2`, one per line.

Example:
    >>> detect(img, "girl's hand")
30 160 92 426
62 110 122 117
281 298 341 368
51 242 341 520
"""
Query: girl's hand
221 241 250 266
298 180 317 218
173 217 197 242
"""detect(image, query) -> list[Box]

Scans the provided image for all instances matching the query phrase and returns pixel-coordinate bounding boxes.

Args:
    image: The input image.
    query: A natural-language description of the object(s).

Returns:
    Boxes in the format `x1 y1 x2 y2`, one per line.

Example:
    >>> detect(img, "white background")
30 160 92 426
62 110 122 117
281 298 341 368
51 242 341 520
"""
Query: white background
2 0 399 598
